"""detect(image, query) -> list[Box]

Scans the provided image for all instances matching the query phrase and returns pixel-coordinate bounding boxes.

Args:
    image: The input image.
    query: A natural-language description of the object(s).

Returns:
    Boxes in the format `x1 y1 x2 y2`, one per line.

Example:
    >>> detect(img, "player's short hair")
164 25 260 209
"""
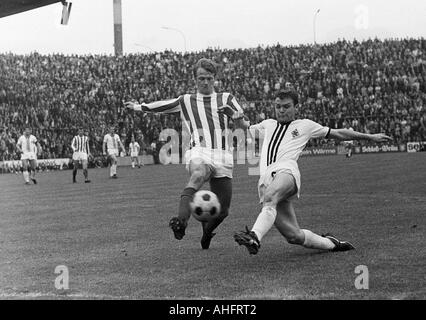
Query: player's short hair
193 58 217 78
276 90 299 105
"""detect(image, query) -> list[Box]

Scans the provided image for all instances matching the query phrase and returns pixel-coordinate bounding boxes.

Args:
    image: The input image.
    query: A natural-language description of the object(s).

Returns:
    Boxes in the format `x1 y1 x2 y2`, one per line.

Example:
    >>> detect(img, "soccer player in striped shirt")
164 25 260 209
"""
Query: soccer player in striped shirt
226 90 392 255
124 58 250 249
71 128 91 183
16 127 41 184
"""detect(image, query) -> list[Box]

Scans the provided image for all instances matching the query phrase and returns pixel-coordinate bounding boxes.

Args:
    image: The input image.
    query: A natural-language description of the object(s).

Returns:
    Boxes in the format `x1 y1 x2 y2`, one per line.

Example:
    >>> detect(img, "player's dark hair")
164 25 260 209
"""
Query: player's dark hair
193 58 217 78
276 90 299 105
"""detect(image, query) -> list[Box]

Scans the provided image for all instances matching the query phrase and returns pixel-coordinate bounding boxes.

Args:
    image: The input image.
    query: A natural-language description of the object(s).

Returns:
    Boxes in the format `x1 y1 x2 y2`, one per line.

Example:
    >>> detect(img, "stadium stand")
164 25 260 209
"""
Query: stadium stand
0 38 425 165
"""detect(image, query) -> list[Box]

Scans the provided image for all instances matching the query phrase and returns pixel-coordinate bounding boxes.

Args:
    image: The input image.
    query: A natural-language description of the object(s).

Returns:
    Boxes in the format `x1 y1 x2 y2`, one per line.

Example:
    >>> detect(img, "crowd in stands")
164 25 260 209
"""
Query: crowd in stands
0 38 425 163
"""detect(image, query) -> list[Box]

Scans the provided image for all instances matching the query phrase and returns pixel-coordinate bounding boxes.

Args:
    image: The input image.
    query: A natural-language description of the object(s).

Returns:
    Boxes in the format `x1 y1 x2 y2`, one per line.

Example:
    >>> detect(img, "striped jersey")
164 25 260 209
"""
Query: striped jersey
17 135 37 153
139 92 244 151
250 119 330 176
72 135 90 154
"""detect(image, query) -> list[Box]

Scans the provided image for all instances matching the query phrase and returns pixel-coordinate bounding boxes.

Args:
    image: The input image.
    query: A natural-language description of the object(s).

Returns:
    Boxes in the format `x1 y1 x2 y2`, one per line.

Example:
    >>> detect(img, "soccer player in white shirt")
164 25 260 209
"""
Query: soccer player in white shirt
71 128 91 183
16 127 41 184
124 58 249 249
229 90 392 254
103 126 125 178
128 135 142 168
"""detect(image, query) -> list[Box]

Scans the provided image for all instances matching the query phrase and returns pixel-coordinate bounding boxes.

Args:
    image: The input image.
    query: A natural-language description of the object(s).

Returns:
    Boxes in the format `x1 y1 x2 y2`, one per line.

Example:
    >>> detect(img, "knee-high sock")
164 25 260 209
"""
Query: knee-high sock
113 164 117 175
83 169 88 179
73 168 77 180
177 187 197 222
302 229 335 250
23 170 30 183
131 161 135 168
251 205 277 241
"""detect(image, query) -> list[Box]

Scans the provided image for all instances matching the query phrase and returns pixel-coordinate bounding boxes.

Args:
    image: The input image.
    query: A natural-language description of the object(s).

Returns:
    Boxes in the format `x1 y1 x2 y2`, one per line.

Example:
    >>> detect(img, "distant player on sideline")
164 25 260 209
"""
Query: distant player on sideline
71 128 91 183
344 122 354 158
124 58 249 249
16 127 41 184
226 90 392 254
129 136 142 168
103 126 125 179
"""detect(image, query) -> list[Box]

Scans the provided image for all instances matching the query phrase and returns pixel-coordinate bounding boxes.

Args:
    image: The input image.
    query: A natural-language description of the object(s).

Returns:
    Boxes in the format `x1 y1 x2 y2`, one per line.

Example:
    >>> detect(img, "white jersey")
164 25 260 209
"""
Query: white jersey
17 134 38 154
103 133 121 152
129 142 140 154
251 119 330 176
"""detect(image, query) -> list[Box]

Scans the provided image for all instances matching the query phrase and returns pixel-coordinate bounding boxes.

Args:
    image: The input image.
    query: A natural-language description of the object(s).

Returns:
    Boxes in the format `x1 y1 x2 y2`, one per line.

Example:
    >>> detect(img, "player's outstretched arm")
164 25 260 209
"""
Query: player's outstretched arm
217 105 250 129
328 129 393 143
124 96 182 114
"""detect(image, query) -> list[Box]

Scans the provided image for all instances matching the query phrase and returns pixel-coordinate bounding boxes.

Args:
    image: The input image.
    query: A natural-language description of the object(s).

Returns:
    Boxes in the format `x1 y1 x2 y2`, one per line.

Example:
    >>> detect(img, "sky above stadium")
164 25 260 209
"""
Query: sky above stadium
0 0 425 55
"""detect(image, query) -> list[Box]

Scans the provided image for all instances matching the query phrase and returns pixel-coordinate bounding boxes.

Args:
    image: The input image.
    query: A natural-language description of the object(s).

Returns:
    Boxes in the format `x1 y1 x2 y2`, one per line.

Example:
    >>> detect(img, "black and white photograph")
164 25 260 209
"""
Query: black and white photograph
0 0 425 308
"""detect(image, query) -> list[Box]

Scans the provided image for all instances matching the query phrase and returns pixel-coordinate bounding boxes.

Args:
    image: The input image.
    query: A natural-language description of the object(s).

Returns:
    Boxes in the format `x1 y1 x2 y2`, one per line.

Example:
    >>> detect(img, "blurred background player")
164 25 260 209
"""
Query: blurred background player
129 135 142 168
16 127 41 185
230 90 392 255
102 126 125 179
71 128 91 183
124 58 249 249
343 122 354 158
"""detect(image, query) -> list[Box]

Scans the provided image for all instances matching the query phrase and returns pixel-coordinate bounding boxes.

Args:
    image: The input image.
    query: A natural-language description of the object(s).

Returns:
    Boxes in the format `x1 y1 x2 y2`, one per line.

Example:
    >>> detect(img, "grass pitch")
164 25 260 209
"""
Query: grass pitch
0 153 425 299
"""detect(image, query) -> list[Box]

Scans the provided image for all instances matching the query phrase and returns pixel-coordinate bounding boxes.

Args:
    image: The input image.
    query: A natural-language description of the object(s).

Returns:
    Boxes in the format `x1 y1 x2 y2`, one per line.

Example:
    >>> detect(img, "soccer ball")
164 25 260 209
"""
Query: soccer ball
190 190 221 222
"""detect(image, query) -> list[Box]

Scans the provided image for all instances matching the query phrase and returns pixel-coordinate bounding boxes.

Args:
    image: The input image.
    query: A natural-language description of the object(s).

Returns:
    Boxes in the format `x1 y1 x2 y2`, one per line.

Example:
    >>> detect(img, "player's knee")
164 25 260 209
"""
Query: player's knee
285 231 304 245
263 191 280 206
189 170 208 187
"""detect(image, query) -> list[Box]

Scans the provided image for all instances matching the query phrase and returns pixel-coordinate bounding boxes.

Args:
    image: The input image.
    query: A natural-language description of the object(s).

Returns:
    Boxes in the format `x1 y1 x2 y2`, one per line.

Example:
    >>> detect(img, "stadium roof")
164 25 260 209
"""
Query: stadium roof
0 0 62 19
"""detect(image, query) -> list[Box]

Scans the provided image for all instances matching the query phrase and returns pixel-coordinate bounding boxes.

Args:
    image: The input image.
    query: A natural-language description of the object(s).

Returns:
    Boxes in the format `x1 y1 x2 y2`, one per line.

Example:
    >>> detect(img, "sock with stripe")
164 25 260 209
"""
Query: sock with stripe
251 205 277 242
302 229 335 250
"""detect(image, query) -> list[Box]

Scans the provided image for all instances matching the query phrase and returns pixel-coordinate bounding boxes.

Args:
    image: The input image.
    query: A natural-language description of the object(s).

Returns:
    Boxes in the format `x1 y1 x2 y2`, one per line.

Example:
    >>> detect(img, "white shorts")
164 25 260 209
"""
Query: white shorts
21 152 37 161
184 147 233 179
73 152 88 161
130 152 138 158
108 149 119 157
258 160 301 203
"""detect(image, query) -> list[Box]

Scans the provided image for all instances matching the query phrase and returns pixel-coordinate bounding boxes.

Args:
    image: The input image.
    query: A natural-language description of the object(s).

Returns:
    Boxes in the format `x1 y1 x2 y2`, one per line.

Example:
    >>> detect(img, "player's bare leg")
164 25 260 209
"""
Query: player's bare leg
109 155 118 178
22 159 30 184
82 159 90 183
275 200 355 251
169 160 211 240
29 159 37 184
72 160 79 183
234 172 296 254
200 177 232 249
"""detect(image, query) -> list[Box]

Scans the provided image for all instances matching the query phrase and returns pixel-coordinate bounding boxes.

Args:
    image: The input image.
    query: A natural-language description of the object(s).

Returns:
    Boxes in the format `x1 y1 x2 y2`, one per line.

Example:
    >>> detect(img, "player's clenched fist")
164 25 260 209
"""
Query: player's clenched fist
123 101 139 110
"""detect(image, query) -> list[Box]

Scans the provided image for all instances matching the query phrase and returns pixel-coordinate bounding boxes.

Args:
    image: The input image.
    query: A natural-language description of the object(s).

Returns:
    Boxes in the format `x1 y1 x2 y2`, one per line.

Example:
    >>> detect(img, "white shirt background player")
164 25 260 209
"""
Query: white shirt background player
16 128 41 184
103 127 125 178
103 133 121 156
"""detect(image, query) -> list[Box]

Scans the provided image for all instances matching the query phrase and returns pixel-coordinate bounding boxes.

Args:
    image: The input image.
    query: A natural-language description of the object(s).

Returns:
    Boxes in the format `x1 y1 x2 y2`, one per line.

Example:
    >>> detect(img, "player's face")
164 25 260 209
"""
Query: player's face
78 129 83 136
274 97 296 123
196 68 215 95
24 128 31 136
